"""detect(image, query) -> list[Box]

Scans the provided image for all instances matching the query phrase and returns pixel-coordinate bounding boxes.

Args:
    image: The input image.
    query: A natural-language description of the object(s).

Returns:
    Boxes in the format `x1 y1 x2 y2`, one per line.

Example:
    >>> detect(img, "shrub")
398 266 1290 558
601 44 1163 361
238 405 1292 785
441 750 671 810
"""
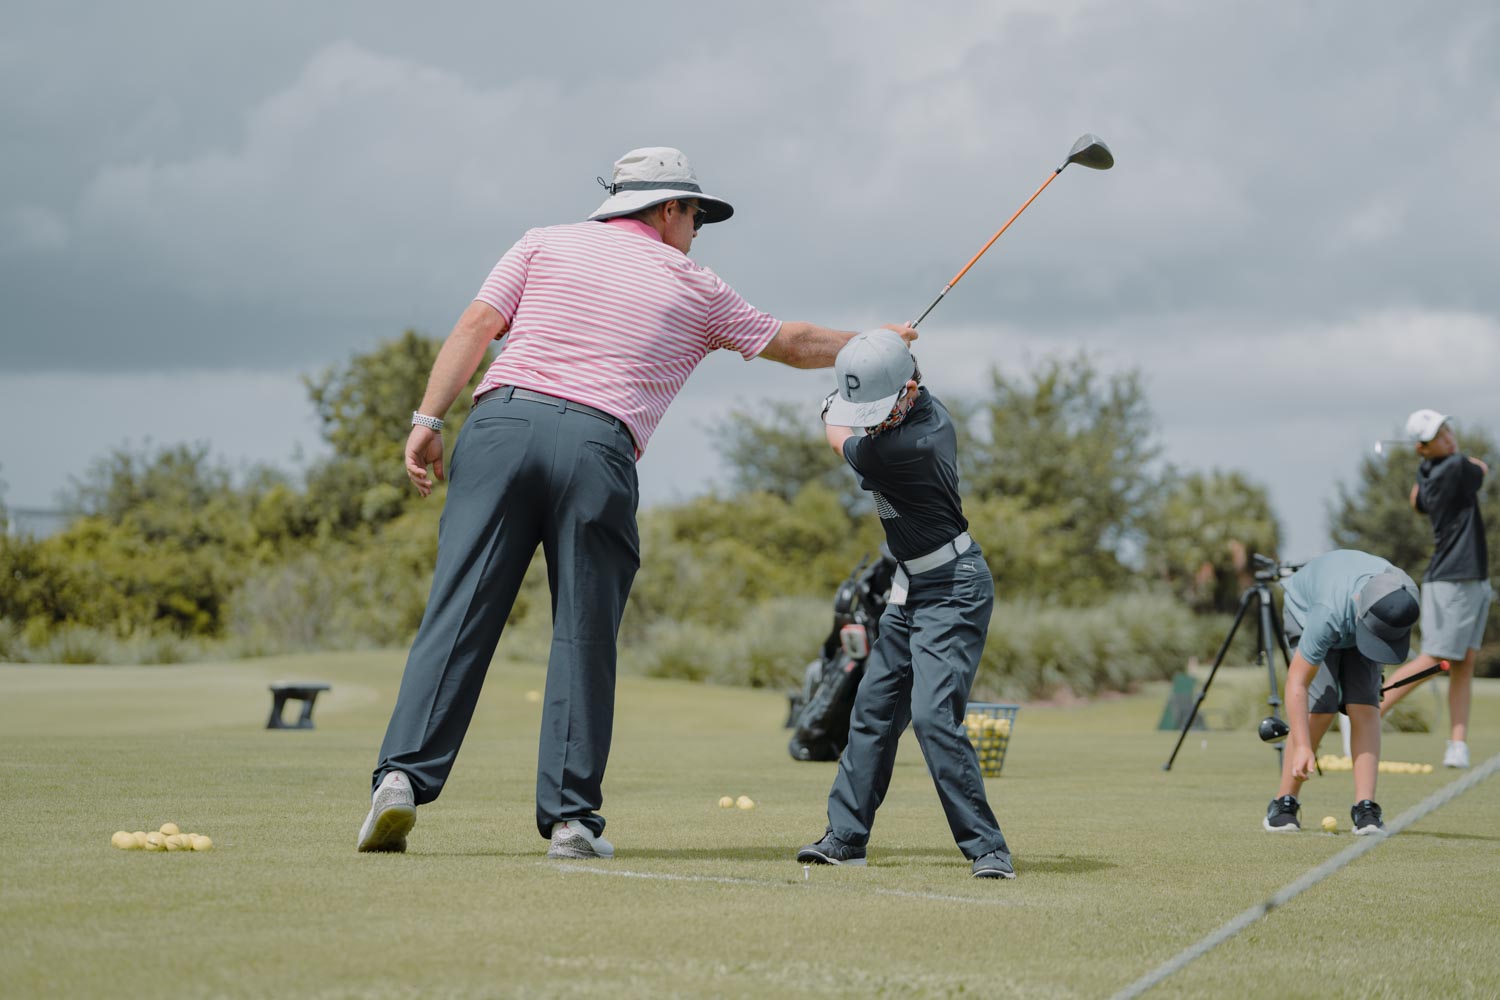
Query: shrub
976 592 1208 701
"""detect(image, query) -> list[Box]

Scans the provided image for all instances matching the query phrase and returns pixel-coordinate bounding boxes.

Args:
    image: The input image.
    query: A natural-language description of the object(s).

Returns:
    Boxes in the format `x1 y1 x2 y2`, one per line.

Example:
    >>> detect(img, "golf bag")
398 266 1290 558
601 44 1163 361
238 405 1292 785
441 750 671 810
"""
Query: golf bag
785 546 897 761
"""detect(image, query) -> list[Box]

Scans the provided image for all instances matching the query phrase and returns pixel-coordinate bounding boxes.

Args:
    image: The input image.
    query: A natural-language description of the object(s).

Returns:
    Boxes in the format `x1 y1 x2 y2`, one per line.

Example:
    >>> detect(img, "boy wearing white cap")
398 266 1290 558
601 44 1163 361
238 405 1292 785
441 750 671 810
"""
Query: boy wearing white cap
1379 410 1491 768
1264 550 1420 835
796 330 1014 879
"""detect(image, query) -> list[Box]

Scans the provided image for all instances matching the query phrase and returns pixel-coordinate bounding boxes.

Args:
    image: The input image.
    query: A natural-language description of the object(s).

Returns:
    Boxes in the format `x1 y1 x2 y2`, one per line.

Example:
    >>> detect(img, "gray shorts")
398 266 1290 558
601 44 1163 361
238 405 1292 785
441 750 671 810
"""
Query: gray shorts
1419 579 1493 659
1287 634 1382 713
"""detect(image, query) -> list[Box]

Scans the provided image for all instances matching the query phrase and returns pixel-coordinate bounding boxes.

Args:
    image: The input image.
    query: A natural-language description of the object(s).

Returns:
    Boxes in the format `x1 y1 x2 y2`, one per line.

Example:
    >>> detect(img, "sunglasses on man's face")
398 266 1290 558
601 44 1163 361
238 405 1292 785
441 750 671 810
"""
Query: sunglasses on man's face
682 202 707 231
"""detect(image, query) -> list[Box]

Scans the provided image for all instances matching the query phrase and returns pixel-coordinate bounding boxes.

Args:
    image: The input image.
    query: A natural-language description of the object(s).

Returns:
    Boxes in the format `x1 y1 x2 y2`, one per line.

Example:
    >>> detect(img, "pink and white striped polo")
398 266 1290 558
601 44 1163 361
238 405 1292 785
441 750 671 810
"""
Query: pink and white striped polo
472 219 782 456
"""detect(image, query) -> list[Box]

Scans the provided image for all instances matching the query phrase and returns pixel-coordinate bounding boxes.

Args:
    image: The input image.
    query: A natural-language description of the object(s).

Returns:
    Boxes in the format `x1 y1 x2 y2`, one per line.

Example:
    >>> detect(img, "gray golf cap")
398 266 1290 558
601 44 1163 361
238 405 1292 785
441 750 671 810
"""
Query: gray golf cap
1353 569 1420 663
824 329 916 427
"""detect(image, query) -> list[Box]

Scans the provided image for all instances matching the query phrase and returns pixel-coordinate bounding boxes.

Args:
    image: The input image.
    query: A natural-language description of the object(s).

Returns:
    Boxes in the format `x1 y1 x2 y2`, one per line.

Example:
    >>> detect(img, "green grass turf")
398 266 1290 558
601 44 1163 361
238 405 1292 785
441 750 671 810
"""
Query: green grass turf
2 654 1498 999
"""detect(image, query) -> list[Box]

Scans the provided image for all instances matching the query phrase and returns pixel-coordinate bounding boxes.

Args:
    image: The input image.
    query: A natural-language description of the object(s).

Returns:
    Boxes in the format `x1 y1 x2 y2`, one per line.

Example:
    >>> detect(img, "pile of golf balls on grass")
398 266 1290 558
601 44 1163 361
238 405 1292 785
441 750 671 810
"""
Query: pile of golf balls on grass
717 795 756 810
1317 755 1434 774
110 822 213 852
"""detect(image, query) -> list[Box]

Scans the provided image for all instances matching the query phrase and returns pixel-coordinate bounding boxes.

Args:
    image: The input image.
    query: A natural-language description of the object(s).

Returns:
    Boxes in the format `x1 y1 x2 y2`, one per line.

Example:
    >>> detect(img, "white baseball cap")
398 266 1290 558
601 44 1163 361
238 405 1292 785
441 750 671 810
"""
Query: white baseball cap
589 147 733 224
823 330 916 427
1405 409 1449 443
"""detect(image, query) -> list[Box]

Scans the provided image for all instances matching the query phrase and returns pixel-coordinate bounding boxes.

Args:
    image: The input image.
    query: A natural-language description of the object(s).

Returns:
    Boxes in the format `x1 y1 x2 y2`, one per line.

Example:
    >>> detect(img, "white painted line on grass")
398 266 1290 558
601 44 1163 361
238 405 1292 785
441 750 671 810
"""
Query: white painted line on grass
549 865 763 887
546 864 1020 905
874 887 1020 906
1109 751 1500 1000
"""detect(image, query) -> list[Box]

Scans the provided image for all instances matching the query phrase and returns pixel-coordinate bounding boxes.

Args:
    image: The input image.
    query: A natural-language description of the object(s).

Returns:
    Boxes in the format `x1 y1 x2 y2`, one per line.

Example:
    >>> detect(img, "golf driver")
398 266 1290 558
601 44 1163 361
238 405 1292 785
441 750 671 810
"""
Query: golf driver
910 133 1115 329
1258 715 1290 742
1257 661 1450 744
1381 659 1450 695
1372 439 1408 456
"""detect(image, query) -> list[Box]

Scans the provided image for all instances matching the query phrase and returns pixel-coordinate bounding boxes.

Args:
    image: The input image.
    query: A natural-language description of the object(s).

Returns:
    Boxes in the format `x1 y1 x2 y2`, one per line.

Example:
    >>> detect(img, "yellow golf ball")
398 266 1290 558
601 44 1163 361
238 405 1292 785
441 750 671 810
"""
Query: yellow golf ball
111 831 137 850
1321 816 1338 833
736 795 755 810
159 822 180 836
132 831 149 848
143 832 167 852
190 835 213 852
718 796 734 809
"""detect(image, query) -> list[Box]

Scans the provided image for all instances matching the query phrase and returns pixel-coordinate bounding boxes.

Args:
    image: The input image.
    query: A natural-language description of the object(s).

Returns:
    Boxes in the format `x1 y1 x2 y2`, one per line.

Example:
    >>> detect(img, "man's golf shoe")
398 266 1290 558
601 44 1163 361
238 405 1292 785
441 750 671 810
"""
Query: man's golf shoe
548 820 615 859
357 770 416 853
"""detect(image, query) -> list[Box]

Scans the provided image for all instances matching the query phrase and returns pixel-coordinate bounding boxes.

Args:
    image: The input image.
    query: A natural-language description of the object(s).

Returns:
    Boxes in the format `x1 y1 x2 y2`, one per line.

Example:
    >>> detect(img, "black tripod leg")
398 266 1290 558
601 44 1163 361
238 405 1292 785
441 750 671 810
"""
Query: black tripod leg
1258 586 1286 769
1164 587 1257 771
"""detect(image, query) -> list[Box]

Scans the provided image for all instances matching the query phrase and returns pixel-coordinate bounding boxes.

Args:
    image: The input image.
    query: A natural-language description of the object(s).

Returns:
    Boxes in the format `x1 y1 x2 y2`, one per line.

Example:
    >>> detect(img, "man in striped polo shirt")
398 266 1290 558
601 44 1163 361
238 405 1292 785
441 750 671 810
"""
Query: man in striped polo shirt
358 147 915 858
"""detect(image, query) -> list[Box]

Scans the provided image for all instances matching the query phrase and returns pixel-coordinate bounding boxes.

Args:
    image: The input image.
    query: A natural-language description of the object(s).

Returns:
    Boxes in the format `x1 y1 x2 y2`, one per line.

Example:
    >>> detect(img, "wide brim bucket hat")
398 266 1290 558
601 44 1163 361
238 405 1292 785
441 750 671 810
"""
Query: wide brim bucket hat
589 147 734 224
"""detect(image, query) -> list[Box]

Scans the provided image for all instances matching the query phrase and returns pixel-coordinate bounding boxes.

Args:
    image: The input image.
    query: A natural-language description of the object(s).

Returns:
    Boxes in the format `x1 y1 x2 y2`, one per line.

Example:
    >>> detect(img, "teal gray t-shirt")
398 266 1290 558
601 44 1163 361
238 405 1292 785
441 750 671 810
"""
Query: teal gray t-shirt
1281 549 1401 665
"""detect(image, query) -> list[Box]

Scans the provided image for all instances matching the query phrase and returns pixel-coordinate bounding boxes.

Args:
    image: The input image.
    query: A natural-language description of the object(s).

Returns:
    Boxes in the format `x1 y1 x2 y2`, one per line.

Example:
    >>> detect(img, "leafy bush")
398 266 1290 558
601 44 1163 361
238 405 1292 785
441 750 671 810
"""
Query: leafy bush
975 592 1208 701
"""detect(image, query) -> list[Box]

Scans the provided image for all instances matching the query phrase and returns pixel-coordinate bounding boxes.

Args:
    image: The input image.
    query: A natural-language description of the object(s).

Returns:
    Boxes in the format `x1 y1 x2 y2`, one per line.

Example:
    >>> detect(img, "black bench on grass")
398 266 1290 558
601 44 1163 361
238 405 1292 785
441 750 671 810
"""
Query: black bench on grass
267 682 331 730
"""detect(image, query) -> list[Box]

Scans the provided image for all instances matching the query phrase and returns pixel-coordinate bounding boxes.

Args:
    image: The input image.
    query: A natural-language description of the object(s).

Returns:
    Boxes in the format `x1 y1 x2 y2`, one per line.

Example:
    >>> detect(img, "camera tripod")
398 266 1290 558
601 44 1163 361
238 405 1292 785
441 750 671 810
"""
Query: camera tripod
1163 555 1299 771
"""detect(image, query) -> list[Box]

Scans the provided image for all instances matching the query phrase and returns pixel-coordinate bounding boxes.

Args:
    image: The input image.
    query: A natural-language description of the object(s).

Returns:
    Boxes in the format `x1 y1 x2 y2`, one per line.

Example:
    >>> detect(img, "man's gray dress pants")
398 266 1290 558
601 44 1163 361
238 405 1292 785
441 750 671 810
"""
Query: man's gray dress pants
373 389 639 839
825 544 1009 860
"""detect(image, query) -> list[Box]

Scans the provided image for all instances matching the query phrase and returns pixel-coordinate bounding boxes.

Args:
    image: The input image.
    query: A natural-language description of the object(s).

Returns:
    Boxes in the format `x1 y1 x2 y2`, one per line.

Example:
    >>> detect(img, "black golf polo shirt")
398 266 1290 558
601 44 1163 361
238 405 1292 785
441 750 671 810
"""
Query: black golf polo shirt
1416 452 1488 581
841 388 968 562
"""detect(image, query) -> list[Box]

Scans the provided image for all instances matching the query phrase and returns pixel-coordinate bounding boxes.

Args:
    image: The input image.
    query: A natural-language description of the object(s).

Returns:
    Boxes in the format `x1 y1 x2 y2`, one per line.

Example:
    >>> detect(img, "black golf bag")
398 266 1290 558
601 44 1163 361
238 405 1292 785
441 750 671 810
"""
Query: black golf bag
785 546 897 761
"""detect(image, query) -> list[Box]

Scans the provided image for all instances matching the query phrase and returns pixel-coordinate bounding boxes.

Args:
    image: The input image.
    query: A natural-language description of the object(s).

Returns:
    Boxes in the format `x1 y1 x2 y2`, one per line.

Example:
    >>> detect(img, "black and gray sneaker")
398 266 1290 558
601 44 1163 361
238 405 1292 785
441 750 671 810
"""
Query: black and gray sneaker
971 850 1016 880
796 832 867 866
1351 799 1385 836
1263 794 1301 833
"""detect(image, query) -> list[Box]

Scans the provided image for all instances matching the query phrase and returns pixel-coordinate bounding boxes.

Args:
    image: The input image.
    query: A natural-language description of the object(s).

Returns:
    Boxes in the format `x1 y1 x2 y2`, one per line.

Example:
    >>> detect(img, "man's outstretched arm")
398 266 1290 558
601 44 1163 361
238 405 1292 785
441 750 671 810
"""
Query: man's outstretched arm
759 322 917 369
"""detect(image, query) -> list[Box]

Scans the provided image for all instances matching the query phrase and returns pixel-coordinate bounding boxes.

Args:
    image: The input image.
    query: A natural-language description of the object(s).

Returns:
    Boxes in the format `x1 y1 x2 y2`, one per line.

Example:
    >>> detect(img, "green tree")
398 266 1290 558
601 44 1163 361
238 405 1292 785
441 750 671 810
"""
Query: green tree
713 400 855 508
965 355 1162 599
302 330 493 535
1145 469 1283 612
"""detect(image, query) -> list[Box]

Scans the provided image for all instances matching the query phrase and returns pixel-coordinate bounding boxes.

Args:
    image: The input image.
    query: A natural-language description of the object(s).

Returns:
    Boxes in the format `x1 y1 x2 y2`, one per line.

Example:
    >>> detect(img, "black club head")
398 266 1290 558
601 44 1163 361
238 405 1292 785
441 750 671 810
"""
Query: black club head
1065 134 1114 170
1258 716 1290 743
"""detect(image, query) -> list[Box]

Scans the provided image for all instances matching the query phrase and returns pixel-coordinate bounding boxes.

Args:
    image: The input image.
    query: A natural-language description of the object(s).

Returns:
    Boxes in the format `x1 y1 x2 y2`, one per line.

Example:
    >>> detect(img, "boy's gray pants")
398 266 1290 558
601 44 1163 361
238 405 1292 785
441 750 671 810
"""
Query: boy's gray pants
372 388 640 839
825 544 1009 860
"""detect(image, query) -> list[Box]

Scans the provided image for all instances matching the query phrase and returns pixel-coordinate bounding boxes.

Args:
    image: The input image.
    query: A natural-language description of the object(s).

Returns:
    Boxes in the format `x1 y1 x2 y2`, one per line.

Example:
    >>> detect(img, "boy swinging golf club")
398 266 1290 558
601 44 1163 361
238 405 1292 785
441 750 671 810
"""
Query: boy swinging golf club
796 330 1014 879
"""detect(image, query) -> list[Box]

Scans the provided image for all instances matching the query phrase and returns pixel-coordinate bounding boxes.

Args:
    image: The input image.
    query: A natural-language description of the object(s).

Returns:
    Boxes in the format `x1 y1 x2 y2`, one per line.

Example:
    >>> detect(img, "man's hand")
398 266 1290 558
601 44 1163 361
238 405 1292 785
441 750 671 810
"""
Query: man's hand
1289 743 1318 781
885 323 918 346
405 426 445 497
1471 456 1490 476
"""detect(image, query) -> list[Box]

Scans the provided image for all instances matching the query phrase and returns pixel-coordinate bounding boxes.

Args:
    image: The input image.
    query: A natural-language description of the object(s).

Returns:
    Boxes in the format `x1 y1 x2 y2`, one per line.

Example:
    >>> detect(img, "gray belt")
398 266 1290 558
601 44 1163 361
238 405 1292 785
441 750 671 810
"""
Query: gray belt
901 531 972 575
888 532 972 606
485 386 633 444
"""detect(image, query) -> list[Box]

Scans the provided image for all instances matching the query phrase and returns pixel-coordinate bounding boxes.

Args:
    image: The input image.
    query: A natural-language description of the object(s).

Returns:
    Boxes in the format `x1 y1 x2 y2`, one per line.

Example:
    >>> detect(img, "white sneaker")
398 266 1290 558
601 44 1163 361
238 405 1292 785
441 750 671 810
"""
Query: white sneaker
1443 740 1470 769
357 771 416 852
548 820 614 859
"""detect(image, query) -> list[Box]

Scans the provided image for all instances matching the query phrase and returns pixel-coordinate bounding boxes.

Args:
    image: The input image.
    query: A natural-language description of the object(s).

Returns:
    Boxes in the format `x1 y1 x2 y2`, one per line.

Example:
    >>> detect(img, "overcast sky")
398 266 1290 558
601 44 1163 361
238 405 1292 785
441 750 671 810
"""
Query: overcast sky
2 1 1497 559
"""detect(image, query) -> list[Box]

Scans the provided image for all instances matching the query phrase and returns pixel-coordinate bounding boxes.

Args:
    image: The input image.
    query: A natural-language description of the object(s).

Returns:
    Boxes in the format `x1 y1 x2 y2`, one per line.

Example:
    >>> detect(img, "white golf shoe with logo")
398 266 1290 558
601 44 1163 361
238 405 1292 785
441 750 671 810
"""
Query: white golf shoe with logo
548 820 615 859
357 770 416 853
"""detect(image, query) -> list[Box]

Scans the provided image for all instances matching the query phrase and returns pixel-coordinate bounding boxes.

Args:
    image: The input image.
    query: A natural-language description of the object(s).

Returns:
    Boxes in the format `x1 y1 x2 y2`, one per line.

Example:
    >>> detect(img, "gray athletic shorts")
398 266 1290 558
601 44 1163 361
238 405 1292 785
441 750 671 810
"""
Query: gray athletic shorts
1420 579 1493 659
1286 632 1382 713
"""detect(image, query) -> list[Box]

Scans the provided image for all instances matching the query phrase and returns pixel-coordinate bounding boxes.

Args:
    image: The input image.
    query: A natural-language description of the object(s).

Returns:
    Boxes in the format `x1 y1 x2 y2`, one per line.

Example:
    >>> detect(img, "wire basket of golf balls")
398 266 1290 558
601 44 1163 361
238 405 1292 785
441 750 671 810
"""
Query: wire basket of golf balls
964 703 1019 777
